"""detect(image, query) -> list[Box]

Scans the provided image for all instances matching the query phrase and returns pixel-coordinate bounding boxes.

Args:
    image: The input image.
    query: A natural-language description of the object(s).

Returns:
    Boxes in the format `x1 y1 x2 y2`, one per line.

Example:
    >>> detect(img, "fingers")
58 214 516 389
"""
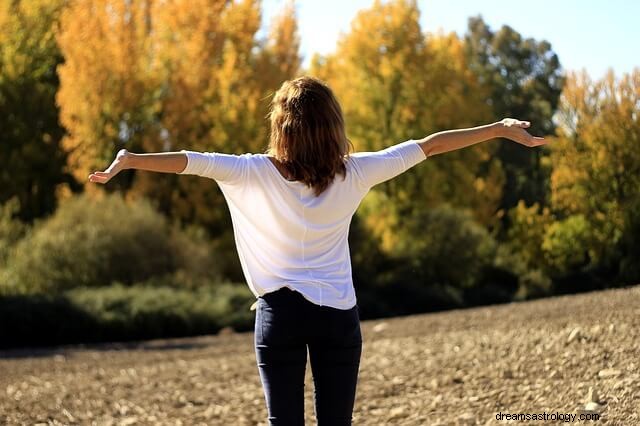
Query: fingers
88 173 107 184
523 135 547 147
88 171 111 184
502 118 531 128
532 136 547 146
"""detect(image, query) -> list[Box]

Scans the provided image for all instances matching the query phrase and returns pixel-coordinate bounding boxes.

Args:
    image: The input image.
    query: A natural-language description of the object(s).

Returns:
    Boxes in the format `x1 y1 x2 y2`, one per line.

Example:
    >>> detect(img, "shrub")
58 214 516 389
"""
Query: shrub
541 214 592 276
351 204 498 316
0 197 29 266
618 199 640 285
502 200 554 272
0 282 256 349
392 204 498 289
0 293 99 348
1 192 222 294
465 264 519 306
514 268 553 300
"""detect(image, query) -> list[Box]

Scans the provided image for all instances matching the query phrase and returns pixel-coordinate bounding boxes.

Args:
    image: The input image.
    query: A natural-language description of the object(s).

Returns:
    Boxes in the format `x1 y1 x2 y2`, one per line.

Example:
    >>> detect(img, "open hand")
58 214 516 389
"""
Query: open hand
88 148 131 184
497 118 546 147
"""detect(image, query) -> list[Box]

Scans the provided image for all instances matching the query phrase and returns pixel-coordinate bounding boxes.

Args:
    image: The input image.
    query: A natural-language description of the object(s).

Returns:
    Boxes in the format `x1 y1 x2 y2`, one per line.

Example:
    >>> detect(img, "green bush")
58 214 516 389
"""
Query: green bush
542 214 592 276
0 282 256 349
0 293 99 348
514 268 553 300
1 193 222 294
501 200 554 272
464 264 519 306
618 199 640 285
0 197 29 267
392 204 498 289
351 204 498 316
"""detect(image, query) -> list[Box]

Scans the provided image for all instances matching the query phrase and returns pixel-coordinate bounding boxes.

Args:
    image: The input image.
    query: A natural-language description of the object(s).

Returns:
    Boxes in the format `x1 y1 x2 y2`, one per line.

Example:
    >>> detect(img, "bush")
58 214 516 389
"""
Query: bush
0 282 256 349
1 193 222 294
464 264 519 306
392 204 498 289
351 204 498 316
541 214 592 276
618 199 640 285
0 197 29 267
0 293 99 348
501 200 554 272
514 268 553 300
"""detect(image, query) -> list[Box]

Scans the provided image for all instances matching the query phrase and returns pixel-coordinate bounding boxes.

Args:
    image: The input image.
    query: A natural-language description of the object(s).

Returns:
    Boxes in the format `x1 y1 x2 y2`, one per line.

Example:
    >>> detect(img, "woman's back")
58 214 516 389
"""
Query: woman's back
178 139 426 309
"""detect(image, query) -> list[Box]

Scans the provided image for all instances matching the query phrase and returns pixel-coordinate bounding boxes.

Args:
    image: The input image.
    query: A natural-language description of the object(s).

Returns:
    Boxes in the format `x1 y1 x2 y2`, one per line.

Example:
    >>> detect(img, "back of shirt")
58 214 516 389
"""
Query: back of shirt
178 139 426 309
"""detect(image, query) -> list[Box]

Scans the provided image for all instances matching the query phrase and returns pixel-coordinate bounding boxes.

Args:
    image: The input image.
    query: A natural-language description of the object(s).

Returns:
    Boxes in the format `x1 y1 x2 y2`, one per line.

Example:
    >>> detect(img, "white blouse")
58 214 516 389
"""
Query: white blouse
178 140 427 310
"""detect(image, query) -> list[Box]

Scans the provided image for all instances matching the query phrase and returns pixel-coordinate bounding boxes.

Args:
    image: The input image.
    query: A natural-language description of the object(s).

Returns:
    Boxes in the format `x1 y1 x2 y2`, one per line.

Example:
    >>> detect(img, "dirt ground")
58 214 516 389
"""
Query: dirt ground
1 285 639 425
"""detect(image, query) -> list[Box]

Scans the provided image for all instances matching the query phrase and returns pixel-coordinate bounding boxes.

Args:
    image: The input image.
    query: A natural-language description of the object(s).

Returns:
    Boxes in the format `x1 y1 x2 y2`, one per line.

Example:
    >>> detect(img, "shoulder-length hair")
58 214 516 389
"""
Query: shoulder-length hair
267 76 352 196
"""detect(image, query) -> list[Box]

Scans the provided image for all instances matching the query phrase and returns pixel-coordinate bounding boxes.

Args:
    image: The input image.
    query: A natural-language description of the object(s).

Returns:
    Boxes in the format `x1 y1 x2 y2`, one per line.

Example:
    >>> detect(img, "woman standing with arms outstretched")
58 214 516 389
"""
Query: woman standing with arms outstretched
89 76 546 425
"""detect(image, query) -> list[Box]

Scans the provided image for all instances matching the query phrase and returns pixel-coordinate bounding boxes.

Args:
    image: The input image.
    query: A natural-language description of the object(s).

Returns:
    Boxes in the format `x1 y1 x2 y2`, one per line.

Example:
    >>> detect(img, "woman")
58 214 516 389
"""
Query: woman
89 76 545 425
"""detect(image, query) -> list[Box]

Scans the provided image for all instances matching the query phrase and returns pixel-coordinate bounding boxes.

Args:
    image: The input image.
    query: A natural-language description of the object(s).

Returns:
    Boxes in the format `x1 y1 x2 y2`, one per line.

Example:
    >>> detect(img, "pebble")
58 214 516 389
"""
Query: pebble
567 327 581 343
372 322 389 333
598 368 622 378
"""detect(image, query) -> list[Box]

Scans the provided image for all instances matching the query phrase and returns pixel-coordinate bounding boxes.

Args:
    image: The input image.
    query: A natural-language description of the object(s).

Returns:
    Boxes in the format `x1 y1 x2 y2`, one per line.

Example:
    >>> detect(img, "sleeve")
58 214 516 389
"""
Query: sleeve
177 150 248 184
349 140 427 189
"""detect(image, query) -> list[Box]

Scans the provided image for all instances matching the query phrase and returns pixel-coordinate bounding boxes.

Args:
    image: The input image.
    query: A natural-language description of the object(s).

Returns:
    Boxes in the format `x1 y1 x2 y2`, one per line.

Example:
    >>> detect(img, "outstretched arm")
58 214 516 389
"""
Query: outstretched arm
88 149 187 184
418 118 546 158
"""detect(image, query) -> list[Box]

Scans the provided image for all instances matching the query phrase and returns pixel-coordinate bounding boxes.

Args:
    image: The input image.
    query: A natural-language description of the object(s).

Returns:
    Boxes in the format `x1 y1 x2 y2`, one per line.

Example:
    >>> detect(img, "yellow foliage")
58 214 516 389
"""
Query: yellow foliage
56 0 301 231
505 200 554 270
310 0 501 229
550 68 640 261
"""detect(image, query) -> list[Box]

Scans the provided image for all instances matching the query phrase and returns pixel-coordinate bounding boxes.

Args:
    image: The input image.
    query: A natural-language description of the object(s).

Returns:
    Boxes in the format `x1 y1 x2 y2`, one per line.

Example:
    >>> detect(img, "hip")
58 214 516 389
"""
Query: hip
255 287 362 345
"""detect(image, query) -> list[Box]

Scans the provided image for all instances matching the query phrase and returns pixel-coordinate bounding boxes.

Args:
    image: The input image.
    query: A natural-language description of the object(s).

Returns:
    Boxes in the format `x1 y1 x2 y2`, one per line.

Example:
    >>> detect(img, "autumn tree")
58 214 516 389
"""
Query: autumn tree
310 0 502 249
126 0 264 236
56 0 301 280
0 0 78 222
549 69 640 282
56 0 157 195
256 1 301 97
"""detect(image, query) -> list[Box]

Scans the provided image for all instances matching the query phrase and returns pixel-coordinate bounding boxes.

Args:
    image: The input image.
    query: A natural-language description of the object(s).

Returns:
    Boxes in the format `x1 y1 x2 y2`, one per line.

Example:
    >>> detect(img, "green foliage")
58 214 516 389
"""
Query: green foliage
542 214 592 275
1 192 221 294
550 70 640 278
500 200 554 273
464 15 564 217
392 204 498 289
311 1 503 229
0 0 78 222
0 283 255 349
0 197 29 267
0 292 98 349
67 282 255 337
618 199 640 284
514 268 553 300
349 204 502 317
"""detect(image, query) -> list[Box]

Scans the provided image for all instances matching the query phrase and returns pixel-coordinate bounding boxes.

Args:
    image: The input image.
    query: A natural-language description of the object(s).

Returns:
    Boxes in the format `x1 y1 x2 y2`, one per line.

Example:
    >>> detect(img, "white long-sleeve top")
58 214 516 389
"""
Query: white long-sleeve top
178 140 427 310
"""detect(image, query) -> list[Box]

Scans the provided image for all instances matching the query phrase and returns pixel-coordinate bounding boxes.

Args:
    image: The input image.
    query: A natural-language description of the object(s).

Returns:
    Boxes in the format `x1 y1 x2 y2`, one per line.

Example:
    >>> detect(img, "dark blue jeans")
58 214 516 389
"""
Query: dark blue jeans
254 287 363 425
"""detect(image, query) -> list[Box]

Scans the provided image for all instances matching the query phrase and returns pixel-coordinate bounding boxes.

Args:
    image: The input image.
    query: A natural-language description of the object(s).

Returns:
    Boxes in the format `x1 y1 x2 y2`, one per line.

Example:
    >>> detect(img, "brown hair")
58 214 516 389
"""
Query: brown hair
267 76 352 196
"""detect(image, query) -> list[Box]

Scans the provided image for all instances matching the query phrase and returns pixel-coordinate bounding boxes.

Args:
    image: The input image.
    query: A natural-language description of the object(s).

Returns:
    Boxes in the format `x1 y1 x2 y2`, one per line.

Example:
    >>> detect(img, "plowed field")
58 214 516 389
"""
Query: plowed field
2 286 639 425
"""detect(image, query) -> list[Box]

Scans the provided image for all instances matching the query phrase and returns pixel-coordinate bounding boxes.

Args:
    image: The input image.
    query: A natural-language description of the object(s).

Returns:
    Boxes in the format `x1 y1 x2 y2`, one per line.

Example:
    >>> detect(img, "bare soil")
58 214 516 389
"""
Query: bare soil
1 286 639 425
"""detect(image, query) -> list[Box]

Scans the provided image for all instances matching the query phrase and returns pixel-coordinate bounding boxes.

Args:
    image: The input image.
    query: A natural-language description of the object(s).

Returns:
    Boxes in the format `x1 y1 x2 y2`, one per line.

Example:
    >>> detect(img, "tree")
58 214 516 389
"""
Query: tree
0 0 78 222
56 0 158 195
550 69 640 278
256 1 301 96
464 16 565 227
56 0 301 281
310 0 502 239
